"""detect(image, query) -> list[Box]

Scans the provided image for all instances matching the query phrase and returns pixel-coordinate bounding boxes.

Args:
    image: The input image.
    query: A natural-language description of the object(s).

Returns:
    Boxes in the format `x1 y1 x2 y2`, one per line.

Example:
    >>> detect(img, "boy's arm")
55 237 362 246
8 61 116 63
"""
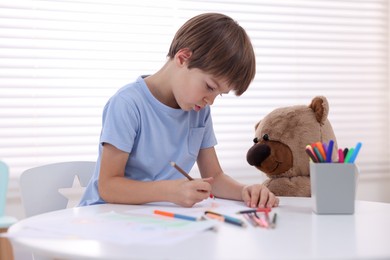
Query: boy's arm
98 143 211 207
197 147 279 208
197 147 244 201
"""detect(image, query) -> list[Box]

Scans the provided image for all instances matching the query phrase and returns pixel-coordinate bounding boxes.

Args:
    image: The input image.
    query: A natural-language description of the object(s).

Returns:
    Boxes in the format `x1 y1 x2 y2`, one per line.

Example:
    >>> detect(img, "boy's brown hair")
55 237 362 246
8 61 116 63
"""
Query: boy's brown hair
168 13 256 96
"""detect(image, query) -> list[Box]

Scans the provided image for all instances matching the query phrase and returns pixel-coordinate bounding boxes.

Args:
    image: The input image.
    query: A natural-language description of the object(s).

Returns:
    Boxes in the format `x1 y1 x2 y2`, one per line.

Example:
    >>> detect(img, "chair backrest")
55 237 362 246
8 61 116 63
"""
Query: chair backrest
0 161 9 216
19 161 95 217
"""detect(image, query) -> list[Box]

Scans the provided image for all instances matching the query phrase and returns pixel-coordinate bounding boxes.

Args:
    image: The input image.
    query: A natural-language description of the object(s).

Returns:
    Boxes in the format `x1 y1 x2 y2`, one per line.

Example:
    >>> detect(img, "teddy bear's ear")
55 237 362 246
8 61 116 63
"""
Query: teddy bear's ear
254 120 261 130
309 96 329 124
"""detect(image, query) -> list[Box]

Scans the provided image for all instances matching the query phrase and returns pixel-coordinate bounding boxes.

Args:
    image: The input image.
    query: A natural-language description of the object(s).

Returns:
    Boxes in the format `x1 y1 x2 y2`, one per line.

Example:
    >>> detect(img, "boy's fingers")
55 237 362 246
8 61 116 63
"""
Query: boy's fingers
250 188 261 208
275 197 280 207
264 192 278 208
201 177 214 184
190 179 212 199
273 195 279 207
194 181 211 191
242 188 251 207
257 187 270 208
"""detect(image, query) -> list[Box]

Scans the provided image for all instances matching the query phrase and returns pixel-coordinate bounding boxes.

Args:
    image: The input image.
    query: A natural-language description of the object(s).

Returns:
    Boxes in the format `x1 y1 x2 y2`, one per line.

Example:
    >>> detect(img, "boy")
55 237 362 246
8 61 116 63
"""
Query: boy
79 13 279 208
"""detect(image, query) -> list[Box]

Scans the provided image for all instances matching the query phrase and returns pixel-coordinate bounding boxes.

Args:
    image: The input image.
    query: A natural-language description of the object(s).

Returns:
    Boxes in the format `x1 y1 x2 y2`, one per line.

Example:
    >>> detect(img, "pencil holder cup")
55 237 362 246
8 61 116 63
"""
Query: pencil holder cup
310 163 358 214
0 161 9 216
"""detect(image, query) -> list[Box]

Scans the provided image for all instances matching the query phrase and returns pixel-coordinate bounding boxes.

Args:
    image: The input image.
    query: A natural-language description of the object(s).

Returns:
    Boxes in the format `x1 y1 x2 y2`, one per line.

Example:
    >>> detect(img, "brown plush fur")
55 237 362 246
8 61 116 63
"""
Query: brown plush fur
246 96 337 197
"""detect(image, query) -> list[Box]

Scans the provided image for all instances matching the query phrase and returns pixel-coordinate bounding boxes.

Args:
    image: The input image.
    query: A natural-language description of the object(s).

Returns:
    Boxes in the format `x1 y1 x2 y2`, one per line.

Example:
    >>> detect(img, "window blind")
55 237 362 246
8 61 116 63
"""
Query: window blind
0 0 389 196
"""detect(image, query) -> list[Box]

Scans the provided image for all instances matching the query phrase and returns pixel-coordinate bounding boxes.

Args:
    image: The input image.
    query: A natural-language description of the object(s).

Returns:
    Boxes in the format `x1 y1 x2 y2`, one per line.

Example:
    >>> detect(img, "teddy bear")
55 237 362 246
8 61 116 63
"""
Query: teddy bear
246 96 337 197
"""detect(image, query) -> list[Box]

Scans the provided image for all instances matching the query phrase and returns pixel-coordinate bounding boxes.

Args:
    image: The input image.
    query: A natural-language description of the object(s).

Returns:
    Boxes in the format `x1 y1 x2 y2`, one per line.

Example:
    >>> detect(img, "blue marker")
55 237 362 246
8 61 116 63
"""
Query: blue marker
326 140 334 163
348 142 362 163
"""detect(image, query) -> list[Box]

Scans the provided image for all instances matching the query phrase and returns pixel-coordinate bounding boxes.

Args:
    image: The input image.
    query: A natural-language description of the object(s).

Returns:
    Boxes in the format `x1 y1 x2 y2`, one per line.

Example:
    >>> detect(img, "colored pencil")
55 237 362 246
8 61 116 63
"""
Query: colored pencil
205 211 246 227
270 213 277 229
236 208 272 214
348 142 362 163
170 161 214 199
154 210 201 222
344 148 354 163
326 140 334 163
305 145 319 163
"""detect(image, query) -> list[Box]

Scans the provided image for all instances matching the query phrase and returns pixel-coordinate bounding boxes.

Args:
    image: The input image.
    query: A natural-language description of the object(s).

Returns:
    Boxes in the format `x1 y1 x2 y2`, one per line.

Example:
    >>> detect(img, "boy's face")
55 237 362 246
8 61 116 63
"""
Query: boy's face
173 65 232 112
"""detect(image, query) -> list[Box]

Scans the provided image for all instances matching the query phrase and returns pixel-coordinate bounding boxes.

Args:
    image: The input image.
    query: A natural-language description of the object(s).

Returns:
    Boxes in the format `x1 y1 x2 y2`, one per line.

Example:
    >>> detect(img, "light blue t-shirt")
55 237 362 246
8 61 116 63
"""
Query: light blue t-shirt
79 76 217 206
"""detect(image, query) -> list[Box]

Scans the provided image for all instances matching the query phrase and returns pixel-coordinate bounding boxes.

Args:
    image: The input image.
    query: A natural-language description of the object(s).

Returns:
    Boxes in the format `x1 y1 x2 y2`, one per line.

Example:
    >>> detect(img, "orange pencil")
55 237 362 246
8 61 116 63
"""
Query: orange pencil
154 210 201 221
312 142 327 161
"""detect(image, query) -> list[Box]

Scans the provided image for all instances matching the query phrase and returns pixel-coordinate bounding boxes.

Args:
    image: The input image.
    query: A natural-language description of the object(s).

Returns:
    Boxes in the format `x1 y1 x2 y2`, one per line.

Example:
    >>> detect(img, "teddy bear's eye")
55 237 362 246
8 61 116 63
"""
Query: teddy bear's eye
262 134 269 141
253 137 258 144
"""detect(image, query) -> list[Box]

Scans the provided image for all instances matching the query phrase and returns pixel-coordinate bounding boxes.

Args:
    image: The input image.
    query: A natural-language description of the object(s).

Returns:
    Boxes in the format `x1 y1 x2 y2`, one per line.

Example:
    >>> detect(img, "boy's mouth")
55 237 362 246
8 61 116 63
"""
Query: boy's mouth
194 105 202 112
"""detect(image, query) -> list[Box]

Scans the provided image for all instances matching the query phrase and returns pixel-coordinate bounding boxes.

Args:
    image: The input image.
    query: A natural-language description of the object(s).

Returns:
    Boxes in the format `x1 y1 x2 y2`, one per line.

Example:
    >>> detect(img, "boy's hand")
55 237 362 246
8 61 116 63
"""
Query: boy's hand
172 178 213 207
242 184 279 208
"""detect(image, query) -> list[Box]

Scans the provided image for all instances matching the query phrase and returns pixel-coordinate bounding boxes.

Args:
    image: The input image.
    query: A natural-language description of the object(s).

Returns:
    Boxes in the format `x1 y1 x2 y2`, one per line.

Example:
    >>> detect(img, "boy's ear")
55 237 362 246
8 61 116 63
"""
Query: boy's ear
175 48 192 66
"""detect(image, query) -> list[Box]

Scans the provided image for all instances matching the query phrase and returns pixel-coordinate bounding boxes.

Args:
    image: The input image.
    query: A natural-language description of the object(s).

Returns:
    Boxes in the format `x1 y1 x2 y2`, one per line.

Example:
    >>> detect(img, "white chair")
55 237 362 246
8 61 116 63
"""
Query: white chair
0 161 17 260
19 161 95 217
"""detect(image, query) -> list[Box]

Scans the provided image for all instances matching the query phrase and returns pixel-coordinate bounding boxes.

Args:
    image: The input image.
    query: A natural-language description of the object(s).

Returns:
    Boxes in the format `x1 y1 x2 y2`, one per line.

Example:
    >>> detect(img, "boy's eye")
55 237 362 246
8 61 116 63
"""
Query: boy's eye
206 84 215 91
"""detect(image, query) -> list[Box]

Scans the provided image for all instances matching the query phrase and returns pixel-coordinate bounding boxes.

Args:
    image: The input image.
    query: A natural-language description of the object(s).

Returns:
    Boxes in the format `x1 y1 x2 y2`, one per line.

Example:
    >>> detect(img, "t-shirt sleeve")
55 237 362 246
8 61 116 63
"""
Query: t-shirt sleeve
100 95 139 153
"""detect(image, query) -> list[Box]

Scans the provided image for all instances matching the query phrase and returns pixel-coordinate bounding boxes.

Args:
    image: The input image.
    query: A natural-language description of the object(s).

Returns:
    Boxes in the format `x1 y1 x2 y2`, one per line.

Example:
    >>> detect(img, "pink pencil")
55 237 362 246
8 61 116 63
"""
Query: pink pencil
338 148 344 163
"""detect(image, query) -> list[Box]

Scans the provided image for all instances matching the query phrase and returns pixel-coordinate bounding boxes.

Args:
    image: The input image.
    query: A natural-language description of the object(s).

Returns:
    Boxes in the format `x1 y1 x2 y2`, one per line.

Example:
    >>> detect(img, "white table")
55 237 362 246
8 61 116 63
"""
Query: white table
7 197 390 260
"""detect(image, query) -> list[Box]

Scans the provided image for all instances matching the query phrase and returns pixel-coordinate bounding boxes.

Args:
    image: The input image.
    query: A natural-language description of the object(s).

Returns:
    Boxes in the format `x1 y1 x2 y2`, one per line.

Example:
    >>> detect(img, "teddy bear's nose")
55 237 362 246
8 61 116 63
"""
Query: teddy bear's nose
246 144 271 166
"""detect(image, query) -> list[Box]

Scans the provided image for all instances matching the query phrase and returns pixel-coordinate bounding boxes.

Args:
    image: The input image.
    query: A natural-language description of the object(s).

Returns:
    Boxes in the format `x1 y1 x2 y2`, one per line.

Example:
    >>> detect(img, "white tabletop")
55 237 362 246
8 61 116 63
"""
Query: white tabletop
7 197 390 260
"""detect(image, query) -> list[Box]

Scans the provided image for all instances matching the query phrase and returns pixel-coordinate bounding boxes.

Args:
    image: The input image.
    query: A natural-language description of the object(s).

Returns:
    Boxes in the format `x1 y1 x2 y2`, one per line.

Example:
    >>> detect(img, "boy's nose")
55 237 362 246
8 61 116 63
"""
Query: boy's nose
204 95 217 106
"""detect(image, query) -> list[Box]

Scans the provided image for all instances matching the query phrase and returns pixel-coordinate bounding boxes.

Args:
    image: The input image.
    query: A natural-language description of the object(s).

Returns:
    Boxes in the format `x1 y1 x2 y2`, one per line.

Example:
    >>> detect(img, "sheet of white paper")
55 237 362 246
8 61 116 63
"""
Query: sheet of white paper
18 211 215 245
130 198 249 218
9 198 251 245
